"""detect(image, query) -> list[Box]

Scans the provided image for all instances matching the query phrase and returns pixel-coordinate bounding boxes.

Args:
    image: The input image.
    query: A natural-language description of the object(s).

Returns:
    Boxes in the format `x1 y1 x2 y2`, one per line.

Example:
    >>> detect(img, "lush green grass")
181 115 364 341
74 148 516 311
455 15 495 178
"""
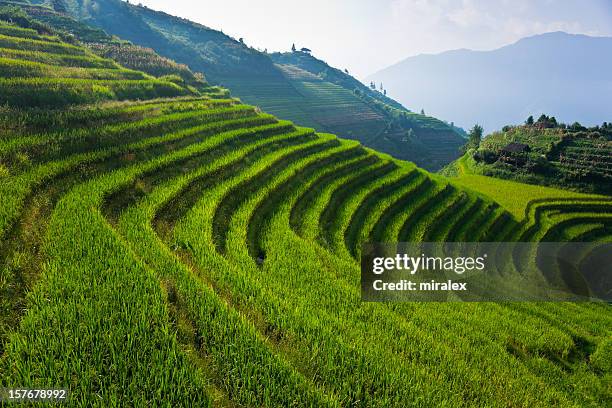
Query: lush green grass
0 18 206 107
0 47 119 68
0 76 192 106
0 21 56 40
0 56 151 79
447 153 603 219
88 43 206 86
0 21 610 407
0 32 87 55
223 70 463 170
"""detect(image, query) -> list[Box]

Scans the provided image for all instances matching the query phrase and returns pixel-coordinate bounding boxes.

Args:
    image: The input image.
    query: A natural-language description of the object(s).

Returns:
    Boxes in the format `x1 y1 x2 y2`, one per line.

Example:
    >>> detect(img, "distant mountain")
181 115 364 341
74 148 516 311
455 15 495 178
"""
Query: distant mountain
17 0 465 170
367 32 612 133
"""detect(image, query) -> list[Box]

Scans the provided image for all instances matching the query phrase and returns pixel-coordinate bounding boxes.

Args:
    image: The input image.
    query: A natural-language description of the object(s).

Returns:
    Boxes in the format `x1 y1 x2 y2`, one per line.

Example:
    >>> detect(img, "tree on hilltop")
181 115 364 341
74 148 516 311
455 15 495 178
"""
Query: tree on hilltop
570 121 585 131
537 114 548 124
468 124 484 149
534 114 559 129
525 115 534 126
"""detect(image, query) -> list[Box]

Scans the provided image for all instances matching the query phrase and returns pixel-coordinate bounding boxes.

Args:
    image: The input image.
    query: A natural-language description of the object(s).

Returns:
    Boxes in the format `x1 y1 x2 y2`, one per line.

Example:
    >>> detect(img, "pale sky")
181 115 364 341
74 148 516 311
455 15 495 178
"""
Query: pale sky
130 0 612 79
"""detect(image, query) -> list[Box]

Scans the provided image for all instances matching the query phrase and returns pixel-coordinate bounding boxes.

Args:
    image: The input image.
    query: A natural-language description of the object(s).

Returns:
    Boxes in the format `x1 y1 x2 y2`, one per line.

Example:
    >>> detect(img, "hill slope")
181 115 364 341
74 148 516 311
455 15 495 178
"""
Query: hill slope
18 0 466 170
368 31 612 132
444 117 612 195
1 16 611 406
0 1 218 90
269 51 467 170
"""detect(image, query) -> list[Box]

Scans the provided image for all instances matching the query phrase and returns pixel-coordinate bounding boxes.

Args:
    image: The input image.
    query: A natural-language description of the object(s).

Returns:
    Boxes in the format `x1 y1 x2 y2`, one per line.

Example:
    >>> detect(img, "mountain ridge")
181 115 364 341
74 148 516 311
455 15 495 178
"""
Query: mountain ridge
372 31 612 74
368 31 612 132
378 31 610 64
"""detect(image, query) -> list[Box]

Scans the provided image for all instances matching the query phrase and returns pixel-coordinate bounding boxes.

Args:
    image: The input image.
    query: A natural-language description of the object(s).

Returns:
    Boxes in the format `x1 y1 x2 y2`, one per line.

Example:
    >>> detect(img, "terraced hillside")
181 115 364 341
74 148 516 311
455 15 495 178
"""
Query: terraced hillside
0 19 209 106
1 19 612 408
452 119 612 194
232 64 387 139
15 0 466 170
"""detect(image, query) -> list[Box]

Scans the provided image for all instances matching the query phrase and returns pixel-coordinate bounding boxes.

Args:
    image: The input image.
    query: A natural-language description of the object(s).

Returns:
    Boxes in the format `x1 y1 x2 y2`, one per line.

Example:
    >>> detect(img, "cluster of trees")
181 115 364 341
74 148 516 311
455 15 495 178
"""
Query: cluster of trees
524 114 582 131
460 124 483 153
522 114 611 135
524 114 560 128
468 124 483 148
502 114 611 143
368 81 386 95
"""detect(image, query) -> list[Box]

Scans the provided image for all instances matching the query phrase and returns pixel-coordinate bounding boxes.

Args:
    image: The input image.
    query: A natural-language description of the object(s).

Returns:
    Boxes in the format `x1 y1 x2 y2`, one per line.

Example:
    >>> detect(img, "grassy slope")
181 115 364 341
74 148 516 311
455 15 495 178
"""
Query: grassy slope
21 0 464 170
0 10 611 408
447 154 602 218
269 52 466 170
1 1 209 85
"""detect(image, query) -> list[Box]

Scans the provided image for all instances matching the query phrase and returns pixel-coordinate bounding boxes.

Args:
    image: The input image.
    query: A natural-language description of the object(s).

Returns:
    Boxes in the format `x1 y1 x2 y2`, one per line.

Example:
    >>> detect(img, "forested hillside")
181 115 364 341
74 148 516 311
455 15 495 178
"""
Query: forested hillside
0 10 611 406
14 0 466 170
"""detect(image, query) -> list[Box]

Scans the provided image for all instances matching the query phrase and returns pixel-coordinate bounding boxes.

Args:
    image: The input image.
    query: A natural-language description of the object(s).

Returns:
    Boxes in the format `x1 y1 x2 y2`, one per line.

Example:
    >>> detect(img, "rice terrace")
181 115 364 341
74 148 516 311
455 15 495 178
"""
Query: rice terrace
0 1 611 407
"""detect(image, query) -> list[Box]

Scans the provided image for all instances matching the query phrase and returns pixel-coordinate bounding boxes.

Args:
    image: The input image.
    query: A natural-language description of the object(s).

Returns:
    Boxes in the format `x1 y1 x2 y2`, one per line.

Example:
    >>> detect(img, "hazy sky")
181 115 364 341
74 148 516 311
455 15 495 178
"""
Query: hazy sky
131 0 612 78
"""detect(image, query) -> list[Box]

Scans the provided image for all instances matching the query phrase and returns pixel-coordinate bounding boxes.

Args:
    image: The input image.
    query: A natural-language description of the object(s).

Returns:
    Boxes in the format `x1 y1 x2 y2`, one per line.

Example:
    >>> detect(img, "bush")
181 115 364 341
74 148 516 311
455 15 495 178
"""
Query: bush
473 149 498 164
591 338 612 373
524 154 550 173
